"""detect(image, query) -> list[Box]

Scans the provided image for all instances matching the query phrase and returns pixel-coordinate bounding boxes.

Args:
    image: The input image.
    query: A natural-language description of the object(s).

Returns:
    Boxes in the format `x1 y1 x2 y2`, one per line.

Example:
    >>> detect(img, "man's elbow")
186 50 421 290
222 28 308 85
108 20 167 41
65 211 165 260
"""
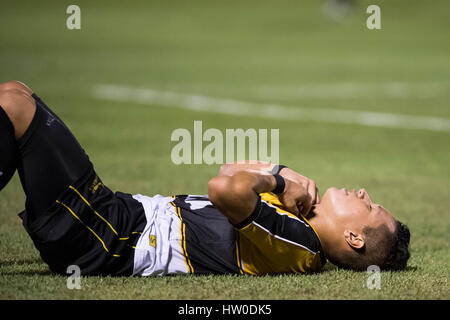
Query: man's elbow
218 163 232 176
208 176 231 207
208 173 258 225
208 175 248 206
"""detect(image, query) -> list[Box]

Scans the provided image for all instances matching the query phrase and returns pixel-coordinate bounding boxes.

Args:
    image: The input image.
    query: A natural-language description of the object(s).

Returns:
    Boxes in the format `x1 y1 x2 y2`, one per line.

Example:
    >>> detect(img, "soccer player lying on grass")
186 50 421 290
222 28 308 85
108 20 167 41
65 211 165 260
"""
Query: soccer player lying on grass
0 81 410 276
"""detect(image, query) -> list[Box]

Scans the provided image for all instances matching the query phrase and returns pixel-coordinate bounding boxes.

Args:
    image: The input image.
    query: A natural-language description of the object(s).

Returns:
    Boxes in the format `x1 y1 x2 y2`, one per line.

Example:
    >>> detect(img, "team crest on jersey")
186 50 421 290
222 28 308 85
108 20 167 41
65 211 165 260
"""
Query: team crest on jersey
89 175 104 194
149 235 156 248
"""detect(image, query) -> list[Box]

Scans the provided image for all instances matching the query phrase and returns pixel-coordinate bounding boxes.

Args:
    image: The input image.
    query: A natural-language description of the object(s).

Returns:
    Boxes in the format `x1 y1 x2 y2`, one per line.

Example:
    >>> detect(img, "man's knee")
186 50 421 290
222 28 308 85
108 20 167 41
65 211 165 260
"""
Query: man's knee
0 84 36 139
0 80 33 95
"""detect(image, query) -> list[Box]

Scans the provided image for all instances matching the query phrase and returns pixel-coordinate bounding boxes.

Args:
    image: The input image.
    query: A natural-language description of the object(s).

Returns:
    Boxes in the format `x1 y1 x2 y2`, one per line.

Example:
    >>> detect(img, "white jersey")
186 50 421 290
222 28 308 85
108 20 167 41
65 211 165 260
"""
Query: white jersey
131 194 188 276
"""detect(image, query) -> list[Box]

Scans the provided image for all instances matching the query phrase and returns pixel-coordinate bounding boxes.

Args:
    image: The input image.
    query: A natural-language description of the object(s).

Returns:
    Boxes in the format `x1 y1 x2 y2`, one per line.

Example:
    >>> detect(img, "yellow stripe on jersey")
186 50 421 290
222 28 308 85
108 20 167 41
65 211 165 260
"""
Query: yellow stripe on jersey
235 233 244 275
69 185 142 242
182 221 194 273
118 231 143 241
259 192 298 219
171 202 194 273
260 192 324 246
69 185 119 236
238 222 321 275
56 200 121 257
237 192 324 275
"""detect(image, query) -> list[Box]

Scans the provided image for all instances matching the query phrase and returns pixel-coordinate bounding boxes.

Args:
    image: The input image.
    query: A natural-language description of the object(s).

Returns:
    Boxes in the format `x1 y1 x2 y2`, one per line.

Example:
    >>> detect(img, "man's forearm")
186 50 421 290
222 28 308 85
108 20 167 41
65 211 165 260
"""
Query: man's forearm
208 171 278 225
219 160 278 176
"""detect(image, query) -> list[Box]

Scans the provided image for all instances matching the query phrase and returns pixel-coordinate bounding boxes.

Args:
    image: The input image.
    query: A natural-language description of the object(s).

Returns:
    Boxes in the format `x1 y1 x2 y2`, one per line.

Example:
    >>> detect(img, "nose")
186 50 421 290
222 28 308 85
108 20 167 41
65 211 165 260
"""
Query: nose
358 188 372 204
357 189 365 199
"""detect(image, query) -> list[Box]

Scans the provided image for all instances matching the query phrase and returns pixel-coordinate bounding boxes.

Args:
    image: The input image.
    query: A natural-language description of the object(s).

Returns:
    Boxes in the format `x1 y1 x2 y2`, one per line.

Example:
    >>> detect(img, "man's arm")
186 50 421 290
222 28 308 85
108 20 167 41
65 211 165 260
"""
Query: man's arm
219 160 277 177
208 171 312 225
208 171 275 225
218 161 320 206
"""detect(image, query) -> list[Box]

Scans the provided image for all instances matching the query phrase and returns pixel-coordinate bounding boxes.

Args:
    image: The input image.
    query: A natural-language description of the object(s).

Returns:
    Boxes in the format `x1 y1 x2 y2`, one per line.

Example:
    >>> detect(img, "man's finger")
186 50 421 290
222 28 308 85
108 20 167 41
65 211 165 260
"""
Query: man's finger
307 181 317 205
296 203 303 216
290 202 300 216
302 201 313 216
297 193 312 216
315 187 320 204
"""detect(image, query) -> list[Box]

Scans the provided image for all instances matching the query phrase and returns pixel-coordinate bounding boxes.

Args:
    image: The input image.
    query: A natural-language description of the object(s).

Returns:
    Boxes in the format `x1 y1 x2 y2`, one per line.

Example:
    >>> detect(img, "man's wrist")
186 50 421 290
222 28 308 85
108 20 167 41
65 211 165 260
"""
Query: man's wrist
272 174 285 194
269 164 287 175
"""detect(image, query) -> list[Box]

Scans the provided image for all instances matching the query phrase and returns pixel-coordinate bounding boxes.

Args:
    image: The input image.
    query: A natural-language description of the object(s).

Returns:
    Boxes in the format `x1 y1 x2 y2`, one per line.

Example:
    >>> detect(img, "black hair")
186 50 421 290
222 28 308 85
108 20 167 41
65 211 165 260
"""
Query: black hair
379 220 411 271
327 220 410 272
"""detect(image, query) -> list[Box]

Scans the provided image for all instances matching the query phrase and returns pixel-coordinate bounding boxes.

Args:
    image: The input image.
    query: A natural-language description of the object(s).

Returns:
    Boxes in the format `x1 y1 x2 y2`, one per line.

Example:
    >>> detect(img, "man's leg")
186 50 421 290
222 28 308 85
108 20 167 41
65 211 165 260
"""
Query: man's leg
0 82 33 191
0 81 147 275
0 106 18 191
0 81 92 218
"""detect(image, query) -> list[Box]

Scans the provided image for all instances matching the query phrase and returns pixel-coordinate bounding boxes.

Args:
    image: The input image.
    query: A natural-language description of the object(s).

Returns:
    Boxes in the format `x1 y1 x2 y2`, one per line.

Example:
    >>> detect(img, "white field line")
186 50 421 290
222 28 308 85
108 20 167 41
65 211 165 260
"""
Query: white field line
253 82 450 99
92 84 450 132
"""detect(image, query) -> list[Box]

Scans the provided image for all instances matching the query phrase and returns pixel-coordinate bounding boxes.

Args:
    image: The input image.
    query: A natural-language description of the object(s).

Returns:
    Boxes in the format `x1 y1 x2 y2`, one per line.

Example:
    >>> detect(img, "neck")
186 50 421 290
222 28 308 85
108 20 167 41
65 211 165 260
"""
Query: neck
306 203 333 256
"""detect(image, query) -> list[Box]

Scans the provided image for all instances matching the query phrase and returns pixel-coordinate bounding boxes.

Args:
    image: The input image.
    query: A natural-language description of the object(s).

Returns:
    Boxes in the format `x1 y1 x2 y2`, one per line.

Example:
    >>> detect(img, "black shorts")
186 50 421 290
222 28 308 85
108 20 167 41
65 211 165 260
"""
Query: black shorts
18 94 146 276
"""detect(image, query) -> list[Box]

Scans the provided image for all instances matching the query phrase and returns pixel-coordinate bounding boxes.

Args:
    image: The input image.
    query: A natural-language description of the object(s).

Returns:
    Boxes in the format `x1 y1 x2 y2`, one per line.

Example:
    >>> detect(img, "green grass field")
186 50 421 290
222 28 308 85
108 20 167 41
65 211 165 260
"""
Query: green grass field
1 0 449 300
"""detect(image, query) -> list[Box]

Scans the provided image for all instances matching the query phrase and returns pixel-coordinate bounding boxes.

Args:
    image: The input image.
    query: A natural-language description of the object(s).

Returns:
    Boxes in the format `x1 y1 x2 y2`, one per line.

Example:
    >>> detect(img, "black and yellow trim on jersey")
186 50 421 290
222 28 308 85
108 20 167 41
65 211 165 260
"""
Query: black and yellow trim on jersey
234 192 326 275
168 194 325 276
171 195 243 275
235 232 245 275
170 200 194 273
18 164 146 276
56 184 143 258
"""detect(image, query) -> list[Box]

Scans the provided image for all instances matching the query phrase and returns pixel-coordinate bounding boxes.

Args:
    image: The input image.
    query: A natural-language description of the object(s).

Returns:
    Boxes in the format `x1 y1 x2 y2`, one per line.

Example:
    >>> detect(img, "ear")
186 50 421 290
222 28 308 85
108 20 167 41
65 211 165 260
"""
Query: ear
344 229 365 250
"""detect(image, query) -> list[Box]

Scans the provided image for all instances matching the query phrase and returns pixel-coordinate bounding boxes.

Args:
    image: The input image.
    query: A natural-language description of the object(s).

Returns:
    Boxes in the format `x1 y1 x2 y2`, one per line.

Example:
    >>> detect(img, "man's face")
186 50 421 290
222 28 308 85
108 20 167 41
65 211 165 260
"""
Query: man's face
319 187 397 234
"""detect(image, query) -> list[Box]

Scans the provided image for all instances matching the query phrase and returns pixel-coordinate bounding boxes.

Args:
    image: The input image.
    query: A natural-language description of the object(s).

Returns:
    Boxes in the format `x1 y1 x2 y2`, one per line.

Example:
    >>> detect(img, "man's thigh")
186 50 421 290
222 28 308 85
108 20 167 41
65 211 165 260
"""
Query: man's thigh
17 93 93 218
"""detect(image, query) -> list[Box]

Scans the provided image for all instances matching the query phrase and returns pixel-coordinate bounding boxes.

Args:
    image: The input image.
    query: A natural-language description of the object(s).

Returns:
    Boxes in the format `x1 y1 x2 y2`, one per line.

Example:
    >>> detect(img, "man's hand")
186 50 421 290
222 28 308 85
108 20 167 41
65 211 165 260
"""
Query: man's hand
278 167 319 207
215 161 319 218
278 178 315 217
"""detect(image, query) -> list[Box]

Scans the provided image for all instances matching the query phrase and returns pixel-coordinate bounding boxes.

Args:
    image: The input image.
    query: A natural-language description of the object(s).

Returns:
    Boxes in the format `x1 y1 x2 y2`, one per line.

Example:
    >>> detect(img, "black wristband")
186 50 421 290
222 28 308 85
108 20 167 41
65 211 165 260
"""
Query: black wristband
272 174 285 194
269 164 287 175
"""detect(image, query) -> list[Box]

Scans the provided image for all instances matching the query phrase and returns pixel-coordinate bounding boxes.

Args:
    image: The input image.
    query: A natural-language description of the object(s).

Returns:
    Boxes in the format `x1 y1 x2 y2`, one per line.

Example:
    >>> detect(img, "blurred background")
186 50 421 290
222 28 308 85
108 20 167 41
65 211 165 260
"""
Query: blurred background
0 0 449 299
